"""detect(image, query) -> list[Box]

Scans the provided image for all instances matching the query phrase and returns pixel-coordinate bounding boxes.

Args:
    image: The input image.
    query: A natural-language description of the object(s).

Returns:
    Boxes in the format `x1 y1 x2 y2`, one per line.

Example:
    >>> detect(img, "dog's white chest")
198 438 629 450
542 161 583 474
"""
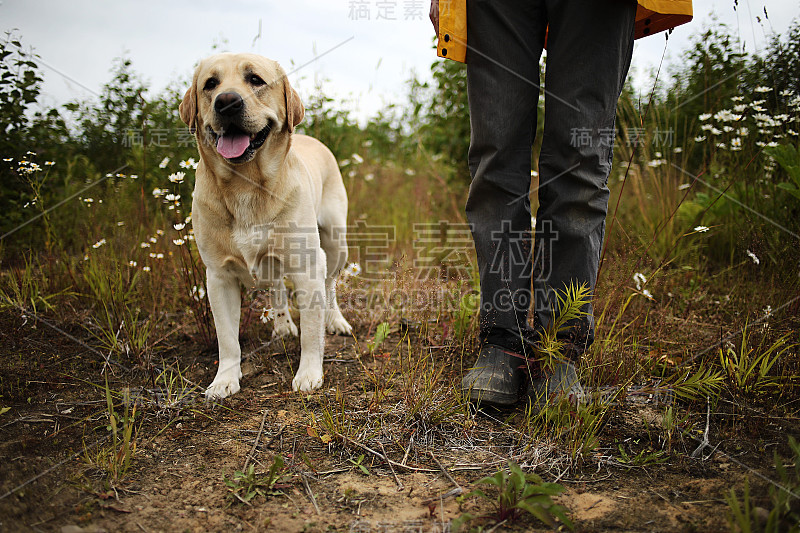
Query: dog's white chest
232 223 275 281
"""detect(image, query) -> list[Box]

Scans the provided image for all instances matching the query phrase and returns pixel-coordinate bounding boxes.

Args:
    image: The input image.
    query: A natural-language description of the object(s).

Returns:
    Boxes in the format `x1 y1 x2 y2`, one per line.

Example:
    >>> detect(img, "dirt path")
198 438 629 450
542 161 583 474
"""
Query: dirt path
0 310 788 532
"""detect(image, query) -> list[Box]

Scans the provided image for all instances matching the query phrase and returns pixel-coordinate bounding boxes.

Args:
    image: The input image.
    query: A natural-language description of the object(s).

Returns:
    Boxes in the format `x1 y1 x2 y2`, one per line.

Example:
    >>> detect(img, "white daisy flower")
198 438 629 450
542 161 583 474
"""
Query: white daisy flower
342 262 362 277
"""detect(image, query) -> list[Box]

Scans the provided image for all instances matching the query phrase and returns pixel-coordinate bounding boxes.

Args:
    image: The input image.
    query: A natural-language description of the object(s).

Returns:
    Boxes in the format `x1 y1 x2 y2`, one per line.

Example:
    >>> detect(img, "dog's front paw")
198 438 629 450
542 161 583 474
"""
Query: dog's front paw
326 312 353 336
205 375 240 400
292 366 323 392
272 314 299 338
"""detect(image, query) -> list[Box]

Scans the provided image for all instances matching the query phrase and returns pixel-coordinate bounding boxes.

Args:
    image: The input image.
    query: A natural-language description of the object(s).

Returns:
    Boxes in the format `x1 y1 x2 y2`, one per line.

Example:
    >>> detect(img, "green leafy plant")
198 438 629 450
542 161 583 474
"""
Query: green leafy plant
347 454 371 476
660 404 690 452
452 461 573 531
366 321 391 354
223 456 288 505
616 442 667 467
769 143 800 202
658 365 725 401
537 283 592 372
84 377 139 483
718 325 794 398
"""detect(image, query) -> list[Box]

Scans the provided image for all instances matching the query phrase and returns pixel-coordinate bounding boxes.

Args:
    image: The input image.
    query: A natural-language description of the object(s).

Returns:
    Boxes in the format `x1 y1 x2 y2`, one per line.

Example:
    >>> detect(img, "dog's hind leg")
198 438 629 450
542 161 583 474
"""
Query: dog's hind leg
319 224 352 336
271 277 299 338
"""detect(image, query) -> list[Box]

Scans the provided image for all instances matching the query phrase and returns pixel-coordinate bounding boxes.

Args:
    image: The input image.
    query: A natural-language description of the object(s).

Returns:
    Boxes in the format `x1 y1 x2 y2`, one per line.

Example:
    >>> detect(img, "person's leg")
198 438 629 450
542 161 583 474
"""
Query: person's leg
533 0 636 361
465 0 547 356
462 0 547 406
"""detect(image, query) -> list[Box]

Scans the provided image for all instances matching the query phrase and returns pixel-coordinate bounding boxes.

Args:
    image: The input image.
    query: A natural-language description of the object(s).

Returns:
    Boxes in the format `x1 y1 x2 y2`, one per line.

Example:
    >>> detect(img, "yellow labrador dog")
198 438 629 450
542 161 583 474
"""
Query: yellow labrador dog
179 53 352 400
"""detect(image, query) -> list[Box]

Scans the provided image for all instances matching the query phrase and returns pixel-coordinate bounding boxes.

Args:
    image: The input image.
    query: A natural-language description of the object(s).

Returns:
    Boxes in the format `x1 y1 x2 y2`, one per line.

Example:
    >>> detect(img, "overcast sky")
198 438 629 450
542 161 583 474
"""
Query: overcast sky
2 0 798 122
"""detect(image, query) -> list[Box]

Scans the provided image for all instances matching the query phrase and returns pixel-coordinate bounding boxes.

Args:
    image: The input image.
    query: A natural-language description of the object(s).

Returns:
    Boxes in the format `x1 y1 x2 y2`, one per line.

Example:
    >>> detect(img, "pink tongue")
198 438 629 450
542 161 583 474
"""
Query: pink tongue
216 132 251 159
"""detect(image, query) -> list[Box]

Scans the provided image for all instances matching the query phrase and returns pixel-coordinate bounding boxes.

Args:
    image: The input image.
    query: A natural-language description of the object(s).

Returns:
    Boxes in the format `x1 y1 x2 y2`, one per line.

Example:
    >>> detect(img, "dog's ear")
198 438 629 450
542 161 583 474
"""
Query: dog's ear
179 68 199 134
283 76 304 133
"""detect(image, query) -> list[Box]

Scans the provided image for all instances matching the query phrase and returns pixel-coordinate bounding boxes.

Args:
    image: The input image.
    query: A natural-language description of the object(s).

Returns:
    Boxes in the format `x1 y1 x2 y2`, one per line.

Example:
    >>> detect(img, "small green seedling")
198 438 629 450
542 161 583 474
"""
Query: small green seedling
452 461 573 531
616 442 667 467
348 454 371 476
223 456 288 505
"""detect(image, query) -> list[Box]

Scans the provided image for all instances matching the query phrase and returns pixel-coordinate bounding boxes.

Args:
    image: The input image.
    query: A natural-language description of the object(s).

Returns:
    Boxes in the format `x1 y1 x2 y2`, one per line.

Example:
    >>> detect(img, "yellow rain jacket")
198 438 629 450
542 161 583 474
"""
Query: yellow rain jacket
436 0 693 62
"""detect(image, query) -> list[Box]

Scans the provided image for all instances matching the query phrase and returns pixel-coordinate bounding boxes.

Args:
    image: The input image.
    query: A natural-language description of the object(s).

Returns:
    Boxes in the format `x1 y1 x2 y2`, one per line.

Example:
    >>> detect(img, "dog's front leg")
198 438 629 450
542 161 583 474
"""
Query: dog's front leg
205 268 243 400
290 250 327 392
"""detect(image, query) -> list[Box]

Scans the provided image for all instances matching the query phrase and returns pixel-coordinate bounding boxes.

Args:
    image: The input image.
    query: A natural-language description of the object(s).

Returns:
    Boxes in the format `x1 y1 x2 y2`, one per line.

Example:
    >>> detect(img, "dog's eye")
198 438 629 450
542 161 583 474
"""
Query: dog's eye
203 78 219 91
248 74 266 87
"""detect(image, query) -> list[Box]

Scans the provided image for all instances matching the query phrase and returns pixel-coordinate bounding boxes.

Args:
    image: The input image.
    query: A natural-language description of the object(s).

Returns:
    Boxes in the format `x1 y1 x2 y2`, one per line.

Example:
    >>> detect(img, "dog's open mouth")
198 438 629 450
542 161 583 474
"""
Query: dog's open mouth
209 123 271 162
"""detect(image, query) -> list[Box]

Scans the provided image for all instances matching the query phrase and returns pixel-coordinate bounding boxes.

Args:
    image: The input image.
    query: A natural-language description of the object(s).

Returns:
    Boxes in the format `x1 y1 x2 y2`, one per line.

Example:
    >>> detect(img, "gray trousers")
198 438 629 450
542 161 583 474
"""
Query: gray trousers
465 0 636 360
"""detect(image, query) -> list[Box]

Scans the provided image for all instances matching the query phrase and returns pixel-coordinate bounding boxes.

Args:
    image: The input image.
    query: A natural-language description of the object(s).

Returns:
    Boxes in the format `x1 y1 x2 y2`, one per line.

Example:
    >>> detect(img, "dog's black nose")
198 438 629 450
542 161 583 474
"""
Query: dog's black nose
214 92 244 116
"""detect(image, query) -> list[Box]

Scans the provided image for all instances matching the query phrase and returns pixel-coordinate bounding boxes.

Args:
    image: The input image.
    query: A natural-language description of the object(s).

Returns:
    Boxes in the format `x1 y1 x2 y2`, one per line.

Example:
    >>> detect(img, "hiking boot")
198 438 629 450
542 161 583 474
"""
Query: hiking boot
462 344 530 407
528 361 585 411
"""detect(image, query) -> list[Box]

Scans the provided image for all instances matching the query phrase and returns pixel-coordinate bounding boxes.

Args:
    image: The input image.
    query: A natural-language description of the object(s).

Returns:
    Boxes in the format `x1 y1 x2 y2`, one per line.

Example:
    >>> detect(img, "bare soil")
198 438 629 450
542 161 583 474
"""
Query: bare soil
0 309 793 533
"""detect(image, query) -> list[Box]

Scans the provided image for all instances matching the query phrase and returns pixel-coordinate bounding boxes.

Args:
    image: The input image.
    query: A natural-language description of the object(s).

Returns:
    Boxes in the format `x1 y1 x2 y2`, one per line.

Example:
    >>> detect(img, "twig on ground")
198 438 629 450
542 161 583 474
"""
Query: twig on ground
335 433 435 472
401 433 414 466
487 519 508 533
422 450 465 504
428 450 462 492
243 409 268 470
421 487 464 506
380 441 404 491
302 475 321 515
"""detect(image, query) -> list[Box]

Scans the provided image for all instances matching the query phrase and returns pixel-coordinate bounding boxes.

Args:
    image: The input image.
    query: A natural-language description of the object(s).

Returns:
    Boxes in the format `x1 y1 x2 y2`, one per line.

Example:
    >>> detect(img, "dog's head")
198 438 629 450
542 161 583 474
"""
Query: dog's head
180 53 304 165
